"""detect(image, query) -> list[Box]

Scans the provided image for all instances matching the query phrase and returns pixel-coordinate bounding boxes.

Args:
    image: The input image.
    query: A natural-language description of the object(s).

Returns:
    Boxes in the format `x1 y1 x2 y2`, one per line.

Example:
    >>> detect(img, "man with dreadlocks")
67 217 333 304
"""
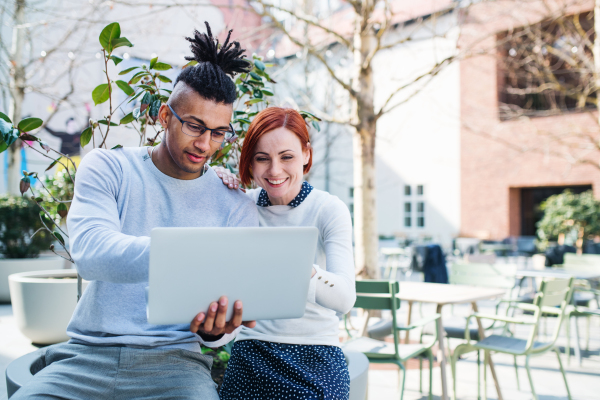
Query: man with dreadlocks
12 23 257 400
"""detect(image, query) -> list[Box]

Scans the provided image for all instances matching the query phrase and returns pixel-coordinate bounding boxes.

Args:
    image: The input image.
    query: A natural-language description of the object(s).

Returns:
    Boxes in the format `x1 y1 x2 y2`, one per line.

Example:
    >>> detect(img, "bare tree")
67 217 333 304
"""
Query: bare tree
247 0 459 278
1 0 104 195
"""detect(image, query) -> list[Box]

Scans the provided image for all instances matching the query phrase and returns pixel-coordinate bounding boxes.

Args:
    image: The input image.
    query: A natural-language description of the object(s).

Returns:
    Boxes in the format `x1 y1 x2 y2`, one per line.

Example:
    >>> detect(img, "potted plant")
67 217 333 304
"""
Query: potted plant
0 195 63 302
9 269 89 344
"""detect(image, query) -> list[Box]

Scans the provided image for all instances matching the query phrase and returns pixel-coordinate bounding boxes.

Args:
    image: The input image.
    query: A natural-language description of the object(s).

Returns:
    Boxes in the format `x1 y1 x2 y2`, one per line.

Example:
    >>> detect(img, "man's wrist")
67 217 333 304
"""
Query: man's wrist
197 331 225 342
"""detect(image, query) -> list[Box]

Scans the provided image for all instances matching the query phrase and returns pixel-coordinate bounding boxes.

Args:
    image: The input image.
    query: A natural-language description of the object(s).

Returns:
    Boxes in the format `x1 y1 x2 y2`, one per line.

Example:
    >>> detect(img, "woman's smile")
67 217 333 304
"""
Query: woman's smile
265 177 289 187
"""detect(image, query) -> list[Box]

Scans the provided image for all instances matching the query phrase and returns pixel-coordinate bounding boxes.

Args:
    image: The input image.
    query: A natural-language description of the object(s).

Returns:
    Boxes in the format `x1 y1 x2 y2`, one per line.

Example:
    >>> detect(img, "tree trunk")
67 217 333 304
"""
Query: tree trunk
351 2 379 278
7 0 26 196
595 0 600 143
576 226 585 255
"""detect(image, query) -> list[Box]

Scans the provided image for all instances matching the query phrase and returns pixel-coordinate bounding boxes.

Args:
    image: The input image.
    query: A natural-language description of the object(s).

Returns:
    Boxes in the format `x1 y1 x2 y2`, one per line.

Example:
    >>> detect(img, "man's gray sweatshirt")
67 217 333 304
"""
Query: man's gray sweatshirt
66 147 259 351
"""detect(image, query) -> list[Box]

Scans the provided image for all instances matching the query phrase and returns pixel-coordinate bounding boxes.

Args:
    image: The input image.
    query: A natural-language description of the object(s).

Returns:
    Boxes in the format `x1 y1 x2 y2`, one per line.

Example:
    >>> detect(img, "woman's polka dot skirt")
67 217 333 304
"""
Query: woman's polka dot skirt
220 340 350 400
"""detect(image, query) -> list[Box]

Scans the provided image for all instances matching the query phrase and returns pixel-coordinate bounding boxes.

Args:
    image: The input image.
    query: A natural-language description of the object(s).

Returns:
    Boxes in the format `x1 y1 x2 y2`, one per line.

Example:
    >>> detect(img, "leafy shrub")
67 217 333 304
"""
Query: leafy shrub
537 190 600 252
0 195 53 258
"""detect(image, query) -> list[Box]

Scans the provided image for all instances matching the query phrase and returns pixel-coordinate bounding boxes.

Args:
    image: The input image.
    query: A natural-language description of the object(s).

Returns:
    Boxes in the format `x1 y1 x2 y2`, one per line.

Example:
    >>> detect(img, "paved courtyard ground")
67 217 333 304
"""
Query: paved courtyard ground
1 299 599 399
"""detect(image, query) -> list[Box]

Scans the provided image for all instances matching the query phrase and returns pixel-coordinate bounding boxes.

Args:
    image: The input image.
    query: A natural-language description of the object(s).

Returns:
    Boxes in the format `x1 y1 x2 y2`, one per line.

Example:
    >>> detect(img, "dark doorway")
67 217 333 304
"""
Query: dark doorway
521 185 592 236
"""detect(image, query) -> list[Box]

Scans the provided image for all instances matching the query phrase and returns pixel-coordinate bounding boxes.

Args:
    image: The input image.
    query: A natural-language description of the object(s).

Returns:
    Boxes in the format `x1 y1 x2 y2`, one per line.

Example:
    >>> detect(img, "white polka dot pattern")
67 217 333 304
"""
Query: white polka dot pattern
257 181 314 208
220 340 350 400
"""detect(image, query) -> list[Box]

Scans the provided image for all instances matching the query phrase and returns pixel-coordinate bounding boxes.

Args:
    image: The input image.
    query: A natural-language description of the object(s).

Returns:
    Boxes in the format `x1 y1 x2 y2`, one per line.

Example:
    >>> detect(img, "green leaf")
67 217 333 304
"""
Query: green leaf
133 107 141 119
261 88 274 96
111 144 123 150
80 127 93 148
0 138 7 153
0 112 11 123
128 70 151 84
111 37 133 50
152 62 172 71
39 141 51 152
156 75 172 83
115 80 134 96
141 92 155 106
120 112 135 125
150 57 158 69
311 120 320 132
182 60 197 69
53 230 65 245
300 111 322 121
98 119 118 126
247 79 264 87
99 22 121 52
19 133 38 141
57 202 68 218
110 55 123 65
237 84 250 93
17 117 43 132
92 83 111 105
118 66 138 75
253 89 263 99
20 175 31 195
254 60 265 71
45 156 63 171
128 91 144 103
235 118 251 125
1 125 19 146
160 89 172 94
244 98 263 106
149 99 161 118
249 71 262 81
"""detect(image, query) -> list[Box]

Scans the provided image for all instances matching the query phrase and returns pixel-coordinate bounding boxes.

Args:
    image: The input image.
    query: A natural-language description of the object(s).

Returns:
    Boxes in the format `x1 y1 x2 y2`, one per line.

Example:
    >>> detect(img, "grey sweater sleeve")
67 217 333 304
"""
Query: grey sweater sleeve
307 197 356 314
67 150 151 284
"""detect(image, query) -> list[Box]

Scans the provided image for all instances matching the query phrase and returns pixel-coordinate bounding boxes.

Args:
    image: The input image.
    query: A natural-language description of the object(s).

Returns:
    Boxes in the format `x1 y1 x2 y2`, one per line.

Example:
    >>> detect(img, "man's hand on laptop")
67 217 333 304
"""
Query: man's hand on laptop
190 296 256 339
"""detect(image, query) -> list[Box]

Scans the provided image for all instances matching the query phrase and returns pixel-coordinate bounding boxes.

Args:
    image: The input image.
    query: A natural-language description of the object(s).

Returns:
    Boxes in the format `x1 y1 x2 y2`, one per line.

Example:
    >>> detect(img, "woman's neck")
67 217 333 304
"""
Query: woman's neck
266 183 303 206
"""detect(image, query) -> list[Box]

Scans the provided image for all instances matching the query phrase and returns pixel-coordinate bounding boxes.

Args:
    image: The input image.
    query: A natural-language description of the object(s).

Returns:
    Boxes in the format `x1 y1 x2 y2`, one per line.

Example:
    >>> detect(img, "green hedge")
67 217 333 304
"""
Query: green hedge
0 195 54 258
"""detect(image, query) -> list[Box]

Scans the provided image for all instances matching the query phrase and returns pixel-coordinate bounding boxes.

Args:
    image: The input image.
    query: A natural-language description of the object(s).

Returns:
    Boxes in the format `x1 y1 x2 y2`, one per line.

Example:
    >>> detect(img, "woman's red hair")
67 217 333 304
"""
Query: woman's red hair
239 107 313 186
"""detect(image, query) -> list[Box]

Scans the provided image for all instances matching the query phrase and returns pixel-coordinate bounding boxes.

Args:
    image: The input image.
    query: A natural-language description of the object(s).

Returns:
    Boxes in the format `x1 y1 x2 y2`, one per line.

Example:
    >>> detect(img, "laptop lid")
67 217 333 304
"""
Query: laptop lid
148 227 318 325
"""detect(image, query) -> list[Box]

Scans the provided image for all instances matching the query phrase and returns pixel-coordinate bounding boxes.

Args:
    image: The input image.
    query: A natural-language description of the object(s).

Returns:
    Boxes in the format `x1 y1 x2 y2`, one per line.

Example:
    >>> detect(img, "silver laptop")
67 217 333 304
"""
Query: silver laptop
147 227 318 325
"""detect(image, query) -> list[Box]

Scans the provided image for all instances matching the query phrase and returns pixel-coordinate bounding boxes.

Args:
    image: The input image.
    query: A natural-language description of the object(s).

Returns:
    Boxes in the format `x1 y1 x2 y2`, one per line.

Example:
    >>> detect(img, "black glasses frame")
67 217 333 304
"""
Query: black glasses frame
167 104 236 144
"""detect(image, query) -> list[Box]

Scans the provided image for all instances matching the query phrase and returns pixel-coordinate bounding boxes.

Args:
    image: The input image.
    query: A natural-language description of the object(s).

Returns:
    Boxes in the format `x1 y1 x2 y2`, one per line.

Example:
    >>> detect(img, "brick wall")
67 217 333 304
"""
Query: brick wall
459 0 600 239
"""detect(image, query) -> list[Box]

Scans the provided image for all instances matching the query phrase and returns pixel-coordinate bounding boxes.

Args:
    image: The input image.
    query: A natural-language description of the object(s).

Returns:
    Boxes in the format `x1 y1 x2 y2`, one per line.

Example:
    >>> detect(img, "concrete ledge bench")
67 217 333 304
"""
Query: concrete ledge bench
6 348 369 399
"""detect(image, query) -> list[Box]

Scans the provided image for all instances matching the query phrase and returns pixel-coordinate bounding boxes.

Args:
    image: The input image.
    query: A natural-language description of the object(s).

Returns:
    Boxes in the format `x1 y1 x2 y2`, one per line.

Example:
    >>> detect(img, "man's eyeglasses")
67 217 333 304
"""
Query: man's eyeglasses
167 104 236 144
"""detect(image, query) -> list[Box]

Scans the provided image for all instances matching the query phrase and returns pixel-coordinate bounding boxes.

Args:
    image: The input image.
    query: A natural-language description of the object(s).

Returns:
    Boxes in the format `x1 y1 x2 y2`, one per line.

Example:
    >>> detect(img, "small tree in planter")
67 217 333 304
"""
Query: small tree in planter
537 190 600 255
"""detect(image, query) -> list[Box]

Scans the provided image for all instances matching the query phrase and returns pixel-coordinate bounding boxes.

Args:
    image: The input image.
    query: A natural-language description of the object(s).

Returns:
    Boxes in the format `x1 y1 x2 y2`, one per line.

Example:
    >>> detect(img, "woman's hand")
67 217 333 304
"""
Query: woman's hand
213 166 242 191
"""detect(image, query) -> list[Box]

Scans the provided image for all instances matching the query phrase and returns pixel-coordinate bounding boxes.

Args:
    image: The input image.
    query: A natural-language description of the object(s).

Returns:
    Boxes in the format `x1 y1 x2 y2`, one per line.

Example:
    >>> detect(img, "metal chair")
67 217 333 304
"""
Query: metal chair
442 263 520 345
451 277 574 400
380 248 411 280
342 280 440 400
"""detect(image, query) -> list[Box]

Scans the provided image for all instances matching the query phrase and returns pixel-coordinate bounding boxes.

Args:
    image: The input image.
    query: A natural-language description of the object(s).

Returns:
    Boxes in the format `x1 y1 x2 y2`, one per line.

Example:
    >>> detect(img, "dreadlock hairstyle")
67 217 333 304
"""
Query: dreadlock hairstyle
174 21 251 104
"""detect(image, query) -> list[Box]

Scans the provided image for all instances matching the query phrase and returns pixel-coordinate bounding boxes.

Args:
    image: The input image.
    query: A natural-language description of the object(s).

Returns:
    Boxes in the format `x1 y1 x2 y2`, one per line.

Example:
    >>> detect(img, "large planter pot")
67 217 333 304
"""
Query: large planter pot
0 257 65 302
9 269 88 345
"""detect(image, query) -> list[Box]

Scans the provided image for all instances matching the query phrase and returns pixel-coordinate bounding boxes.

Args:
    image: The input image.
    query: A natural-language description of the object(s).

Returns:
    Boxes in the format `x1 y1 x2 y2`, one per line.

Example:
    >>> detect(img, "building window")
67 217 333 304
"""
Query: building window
404 185 411 196
404 202 411 227
497 12 594 120
417 202 425 227
417 185 424 195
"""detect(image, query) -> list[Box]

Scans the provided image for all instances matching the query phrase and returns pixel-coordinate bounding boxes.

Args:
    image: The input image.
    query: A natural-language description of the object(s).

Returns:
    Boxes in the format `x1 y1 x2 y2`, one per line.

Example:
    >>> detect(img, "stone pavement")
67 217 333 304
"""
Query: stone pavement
1 301 599 400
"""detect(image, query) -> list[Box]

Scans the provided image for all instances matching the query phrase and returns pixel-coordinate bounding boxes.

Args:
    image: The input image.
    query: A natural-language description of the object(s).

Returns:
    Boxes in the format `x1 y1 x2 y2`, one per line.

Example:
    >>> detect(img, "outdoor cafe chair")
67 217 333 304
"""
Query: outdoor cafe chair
561 262 600 365
451 277 574 400
342 280 440 400
442 262 520 344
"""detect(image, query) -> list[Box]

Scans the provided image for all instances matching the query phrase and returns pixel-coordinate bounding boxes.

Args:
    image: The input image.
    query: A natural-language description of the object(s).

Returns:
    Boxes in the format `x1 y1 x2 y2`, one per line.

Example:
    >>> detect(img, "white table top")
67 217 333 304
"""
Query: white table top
396 281 506 305
516 268 600 280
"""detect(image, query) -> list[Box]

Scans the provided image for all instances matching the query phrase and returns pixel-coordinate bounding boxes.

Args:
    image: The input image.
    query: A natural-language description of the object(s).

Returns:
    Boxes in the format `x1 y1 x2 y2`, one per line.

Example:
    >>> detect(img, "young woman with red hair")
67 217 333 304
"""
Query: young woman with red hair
215 107 356 400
